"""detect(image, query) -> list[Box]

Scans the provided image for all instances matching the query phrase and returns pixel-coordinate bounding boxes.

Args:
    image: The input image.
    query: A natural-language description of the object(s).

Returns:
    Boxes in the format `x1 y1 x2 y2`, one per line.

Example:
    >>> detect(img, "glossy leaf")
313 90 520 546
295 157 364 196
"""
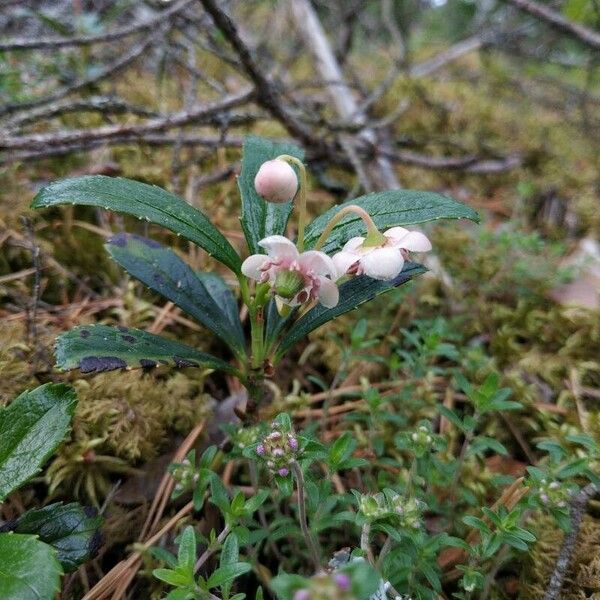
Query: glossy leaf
275 263 426 359
4 503 103 572
106 233 245 355
0 384 76 501
55 324 235 374
31 175 241 273
303 190 479 254
0 533 62 600
239 136 304 254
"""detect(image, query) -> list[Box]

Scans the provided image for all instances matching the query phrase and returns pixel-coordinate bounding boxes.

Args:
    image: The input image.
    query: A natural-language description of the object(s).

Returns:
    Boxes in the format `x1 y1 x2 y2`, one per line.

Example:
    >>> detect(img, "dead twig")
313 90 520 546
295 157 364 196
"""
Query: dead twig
542 483 599 600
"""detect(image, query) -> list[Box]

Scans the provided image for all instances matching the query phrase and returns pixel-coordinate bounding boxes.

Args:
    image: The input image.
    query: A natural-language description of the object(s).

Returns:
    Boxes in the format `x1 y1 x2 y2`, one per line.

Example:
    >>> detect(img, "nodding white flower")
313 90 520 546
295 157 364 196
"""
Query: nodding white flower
254 159 298 203
242 235 339 308
332 227 432 281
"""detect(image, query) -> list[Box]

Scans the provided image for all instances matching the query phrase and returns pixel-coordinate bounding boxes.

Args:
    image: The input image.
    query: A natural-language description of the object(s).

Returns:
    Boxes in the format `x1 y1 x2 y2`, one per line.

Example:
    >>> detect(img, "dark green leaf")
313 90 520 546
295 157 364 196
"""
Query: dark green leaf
275 263 426 358
0 533 62 600
6 503 102 572
106 234 245 354
0 384 76 501
177 526 197 574
55 324 235 374
303 190 479 254
31 175 241 273
239 136 304 254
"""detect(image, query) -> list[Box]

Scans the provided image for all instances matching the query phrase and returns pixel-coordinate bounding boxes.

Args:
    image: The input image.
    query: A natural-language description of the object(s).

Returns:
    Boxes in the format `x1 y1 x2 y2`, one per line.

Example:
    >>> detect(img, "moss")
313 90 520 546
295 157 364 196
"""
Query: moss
521 514 600 599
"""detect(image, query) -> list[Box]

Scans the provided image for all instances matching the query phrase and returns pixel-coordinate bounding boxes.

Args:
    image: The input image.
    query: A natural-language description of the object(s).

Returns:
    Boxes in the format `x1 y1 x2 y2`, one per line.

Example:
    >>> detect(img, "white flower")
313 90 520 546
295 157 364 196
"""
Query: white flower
254 160 298 203
332 227 432 281
242 235 339 308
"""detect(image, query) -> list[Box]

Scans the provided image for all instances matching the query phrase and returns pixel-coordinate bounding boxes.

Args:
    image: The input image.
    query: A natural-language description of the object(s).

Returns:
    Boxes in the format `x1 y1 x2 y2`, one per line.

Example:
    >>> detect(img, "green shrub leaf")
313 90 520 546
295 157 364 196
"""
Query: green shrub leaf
106 233 245 355
275 263 426 358
0 533 62 600
239 136 304 254
55 324 236 374
0 384 76 501
4 503 103 572
303 190 479 254
31 175 241 273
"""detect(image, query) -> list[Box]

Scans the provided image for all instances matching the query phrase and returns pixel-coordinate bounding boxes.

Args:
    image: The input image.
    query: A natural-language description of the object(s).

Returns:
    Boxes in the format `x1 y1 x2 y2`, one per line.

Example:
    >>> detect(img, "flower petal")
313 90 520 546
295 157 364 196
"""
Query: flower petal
316 276 339 308
298 250 337 278
360 247 404 280
387 229 432 252
384 227 410 242
241 254 268 280
341 236 366 252
332 251 360 280
258 235 299 260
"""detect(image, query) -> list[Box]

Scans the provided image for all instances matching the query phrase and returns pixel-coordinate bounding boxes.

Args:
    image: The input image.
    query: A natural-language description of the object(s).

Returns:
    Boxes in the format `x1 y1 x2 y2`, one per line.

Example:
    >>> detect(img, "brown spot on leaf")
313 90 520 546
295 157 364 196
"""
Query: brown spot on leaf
173 356 199 368
79 356 128 373
121 334 136 343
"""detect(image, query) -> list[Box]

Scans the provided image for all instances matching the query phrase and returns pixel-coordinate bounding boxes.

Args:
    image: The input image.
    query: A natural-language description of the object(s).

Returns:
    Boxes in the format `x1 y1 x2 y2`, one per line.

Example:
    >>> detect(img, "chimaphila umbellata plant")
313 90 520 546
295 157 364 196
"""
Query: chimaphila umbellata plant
31 136 474 417
36 135 588 600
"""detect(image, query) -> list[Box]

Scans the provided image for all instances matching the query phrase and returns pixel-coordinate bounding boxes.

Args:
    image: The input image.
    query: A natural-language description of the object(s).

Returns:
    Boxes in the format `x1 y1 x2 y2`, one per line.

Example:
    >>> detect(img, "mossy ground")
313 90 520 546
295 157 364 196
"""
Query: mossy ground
0 39 598 598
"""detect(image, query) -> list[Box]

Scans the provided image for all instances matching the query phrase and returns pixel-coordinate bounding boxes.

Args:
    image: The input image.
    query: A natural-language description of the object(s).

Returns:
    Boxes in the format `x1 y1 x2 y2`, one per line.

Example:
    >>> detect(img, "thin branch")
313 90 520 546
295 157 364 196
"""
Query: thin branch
196 0 327 154
502 0 600 50
0 0 193 51
0 29 165 117
0 90 254 151
542 483 599 600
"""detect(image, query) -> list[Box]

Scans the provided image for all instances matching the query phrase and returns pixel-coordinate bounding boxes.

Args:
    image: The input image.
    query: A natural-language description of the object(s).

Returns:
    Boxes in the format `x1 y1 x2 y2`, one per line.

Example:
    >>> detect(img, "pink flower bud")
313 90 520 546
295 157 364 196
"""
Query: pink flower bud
254 160 298 203
278 467 290 477
293 590 310 600
288 436 298 451
256 444 265 456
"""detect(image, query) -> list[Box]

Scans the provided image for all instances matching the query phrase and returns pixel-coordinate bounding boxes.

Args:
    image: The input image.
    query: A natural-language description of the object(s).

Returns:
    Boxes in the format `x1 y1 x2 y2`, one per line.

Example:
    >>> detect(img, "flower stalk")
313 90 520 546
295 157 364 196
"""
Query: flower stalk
276 154 308 251
291 460 321 571
314 204 386 251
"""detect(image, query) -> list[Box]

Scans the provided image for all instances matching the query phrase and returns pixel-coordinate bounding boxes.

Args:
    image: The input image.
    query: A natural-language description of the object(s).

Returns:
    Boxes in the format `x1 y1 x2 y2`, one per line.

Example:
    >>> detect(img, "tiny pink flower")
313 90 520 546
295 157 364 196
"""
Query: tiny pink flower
278 467 290 477
256 444 265 456
333 573 351 590
242 235 339 308
254 159 298 203
332 227 432 281
293 590 310 600
288 436 298 451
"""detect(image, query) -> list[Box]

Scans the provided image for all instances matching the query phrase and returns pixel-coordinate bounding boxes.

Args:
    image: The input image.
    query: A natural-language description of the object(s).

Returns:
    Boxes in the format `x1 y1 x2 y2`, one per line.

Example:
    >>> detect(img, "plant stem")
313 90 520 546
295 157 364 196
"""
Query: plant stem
276 154 308 252
313 204 385 251
194 525 231 573
291 460 321 571
360 522 376 565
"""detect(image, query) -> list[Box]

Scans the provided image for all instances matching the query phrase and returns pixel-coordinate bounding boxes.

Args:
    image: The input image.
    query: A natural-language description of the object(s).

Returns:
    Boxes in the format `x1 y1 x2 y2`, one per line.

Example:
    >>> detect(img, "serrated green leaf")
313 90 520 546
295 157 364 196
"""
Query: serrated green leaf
275 264 426 359
31 175 241 273
303 190 479 254
0 533 62 600
55 324 235 374
0 384 76 501
5 502 102 572
239 136 304 254
106 233 245 355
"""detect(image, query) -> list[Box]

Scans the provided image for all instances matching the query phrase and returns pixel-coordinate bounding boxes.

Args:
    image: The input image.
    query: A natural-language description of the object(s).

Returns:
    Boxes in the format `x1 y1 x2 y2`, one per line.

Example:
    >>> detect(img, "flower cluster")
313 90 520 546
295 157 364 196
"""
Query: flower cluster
169 457 199 496
293 572 354 600
255 420 299 477
535 478 569 508
249 158 433 310
357 491 424 529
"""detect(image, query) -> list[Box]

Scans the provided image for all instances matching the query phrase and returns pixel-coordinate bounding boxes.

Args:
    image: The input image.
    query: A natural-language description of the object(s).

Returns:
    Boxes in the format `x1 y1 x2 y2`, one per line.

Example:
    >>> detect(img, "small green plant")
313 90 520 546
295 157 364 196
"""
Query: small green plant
0 384 103 598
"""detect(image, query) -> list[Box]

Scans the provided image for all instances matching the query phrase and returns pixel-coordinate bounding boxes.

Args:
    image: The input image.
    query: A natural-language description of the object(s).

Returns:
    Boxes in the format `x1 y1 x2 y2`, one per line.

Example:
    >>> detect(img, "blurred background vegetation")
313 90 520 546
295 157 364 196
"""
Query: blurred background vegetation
0 1 599 598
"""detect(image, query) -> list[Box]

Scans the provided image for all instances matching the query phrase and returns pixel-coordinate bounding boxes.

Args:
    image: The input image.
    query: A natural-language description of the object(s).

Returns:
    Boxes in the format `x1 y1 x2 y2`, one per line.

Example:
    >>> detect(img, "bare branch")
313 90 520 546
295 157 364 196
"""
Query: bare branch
0 0 193 51
543 483 599 600
502 0 600 50
0 89 254 152
0 29 165 117
196 0 327 154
